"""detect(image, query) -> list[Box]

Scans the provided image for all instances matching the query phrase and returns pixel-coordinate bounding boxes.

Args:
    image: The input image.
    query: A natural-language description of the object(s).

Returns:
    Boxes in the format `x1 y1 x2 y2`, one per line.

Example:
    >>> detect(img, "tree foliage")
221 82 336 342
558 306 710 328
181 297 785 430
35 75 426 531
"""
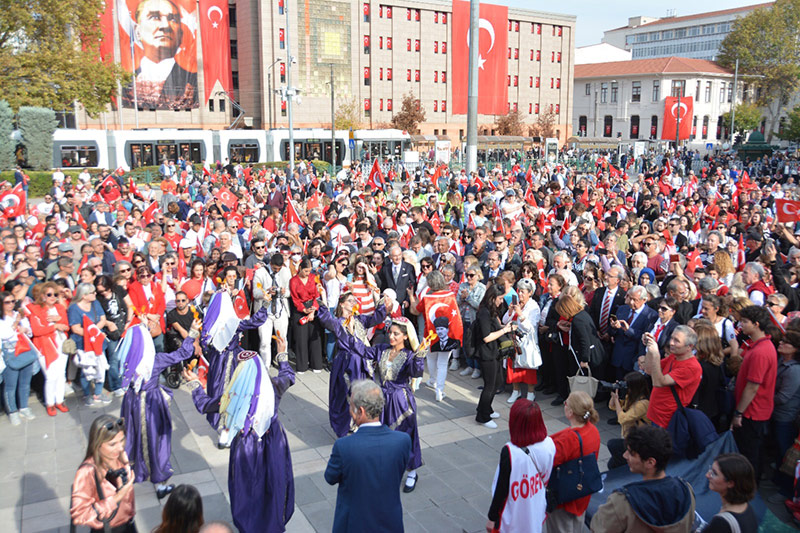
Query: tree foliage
0 0 127 114
0 101 14 171
496 110 525 136
18 107 57 170
391 92 426 133
528 110 557 139
717 0 800 141
333 96 362 131
721 102 763 136
778 105 800 142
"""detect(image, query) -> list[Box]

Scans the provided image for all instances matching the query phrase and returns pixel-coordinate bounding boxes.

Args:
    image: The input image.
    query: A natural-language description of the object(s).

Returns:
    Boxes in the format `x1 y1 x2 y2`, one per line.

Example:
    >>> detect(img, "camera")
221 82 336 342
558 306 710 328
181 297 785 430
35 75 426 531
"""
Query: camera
598 380 628 392
106 467 129 488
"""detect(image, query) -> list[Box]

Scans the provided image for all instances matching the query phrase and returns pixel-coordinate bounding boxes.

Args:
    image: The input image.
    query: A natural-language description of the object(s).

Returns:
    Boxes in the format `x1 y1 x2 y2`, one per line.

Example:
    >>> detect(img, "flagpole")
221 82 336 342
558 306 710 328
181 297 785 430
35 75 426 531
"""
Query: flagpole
675 90 680 155
129 31 139 129
465 0 479 174
285 1 295 174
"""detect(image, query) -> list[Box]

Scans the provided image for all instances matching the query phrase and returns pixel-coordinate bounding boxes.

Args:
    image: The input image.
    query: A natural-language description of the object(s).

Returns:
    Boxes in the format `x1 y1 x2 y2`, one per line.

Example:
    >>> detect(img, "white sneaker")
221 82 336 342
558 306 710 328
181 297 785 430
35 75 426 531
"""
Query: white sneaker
312 369 322 374
449 359 460 371
526 392 535 402
471 368 482 379
459 367 473 376
9 412 21 426
435 390 446 402
113 388 126 397
18 408 35 420
506 390 521 404
490 412 500 419
482 420 498 429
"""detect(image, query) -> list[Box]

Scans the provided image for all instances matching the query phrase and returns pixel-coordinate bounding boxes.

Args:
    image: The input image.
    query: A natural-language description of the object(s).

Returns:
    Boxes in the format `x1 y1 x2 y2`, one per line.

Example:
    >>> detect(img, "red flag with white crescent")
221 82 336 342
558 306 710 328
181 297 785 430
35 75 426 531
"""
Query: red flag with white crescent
430 212 442 235
142 201 159 225
199 0 233 102
83 315 106 356
421 290 463 343
233 290 250 319
218 186 236 210
284 198 304 229
0 183 26 219
737 233 747 272
661 96 693 141
776 199 800 223
367 159 384 189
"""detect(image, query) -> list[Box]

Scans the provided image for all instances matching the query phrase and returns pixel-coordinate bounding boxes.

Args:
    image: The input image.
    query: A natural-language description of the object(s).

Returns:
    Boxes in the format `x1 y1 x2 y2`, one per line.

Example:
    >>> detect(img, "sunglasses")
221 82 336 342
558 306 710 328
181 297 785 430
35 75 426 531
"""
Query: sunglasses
103 418 125 431
584 277 595 282
466 273 477 278
138 273 152 279
176 299 188 303
658 306 671 312
119 268 131 273
3 300 14 304
421 264 433 269
254 245 265 250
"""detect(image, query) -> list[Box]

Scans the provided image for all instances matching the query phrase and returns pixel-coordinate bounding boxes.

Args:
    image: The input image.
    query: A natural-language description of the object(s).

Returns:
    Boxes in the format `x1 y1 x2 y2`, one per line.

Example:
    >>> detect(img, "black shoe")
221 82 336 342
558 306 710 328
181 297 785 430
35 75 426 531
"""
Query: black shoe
534 383 547 392
550 396 565 406
156 484 175 499
607 418 620 426
403 475 418 493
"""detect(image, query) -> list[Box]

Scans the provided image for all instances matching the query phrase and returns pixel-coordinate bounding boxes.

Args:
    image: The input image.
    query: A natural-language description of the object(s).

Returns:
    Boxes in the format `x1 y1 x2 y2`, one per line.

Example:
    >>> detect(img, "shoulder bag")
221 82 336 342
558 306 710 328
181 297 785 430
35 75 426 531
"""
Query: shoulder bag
568 349 598 398
666 385 718 459
546 430 603 512
69 462 116 533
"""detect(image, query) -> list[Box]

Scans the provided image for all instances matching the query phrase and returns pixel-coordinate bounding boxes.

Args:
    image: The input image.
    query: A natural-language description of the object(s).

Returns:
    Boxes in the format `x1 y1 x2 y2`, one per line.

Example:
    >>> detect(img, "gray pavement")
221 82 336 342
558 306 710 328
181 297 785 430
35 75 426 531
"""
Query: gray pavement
1 365 796 532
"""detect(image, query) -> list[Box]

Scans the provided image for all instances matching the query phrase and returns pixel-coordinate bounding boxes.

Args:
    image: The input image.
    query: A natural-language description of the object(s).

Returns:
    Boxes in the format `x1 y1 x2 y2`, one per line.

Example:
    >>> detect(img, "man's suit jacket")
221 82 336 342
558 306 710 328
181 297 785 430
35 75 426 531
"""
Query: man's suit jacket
379 261 416 306
611 304 658 370
432 252 463 279
325 424 411 533
588 286 627 331
654 319 679 357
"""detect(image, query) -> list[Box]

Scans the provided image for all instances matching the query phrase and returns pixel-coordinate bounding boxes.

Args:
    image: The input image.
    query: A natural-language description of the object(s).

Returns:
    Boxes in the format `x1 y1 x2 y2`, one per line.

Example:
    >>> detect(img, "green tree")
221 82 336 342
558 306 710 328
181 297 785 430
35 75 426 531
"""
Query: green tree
18 107 57 170
0 101 14 170
391 92 426 133
0 0 127 114
778 105 800 142
717 0 800 142
721 102 763 138
496 110 525 136
334 96 362 130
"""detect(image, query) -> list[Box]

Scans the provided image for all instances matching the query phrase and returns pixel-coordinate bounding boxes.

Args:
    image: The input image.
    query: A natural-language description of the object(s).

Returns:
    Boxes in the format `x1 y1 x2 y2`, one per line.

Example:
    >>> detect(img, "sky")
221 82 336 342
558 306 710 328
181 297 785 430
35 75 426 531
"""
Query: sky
501 0 768 47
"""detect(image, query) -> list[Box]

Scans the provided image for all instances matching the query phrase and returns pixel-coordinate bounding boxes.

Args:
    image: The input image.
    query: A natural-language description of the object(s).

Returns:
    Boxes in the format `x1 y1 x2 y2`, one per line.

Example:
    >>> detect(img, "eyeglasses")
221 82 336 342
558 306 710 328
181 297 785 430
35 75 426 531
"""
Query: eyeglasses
254 245 265 250
103 418 125 432
658 306 671 312
373 242 385 247
45 292 56 297
421 264 433 269
643 242 654 247
119 267 131 273
443 231 452 236
176 298 188 303
138 273 152 279
466 273 477 278
767 301 781 307
494 241 506 245
584 276 595 282
3 300 14 304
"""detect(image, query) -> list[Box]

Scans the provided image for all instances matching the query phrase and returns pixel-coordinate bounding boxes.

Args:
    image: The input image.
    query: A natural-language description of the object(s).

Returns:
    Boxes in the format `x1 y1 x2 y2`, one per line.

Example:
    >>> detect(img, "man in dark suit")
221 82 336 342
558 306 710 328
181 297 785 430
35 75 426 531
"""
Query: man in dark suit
325 380 411 533
589 265 627 369
379 246 416 312
610 285 658 379
266 182 285 210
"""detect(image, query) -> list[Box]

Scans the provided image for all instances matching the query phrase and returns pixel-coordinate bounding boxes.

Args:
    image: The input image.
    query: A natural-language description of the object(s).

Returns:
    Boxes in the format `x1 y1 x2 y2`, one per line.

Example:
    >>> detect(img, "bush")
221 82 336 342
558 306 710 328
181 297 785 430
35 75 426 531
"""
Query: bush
0 101 14 171
18 107 57 170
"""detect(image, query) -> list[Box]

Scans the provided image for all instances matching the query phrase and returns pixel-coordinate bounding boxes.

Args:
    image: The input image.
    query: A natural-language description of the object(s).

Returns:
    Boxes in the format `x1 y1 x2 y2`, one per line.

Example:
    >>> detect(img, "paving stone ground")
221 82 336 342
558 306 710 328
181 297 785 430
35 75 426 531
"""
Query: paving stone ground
2 366 796 532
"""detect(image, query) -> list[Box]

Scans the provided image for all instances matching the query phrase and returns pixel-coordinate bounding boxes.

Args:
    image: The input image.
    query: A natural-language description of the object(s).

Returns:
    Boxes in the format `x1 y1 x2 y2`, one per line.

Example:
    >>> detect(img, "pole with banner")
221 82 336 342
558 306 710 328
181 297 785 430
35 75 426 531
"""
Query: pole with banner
465 0 479 174
675 91 680 154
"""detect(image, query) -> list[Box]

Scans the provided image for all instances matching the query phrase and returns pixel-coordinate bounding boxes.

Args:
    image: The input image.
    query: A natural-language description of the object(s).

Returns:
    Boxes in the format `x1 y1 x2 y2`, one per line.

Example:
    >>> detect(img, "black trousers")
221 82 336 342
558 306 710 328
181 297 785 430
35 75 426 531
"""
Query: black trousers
291 313 323 372
734 417 769 483
607 438 627 470
476 358 503 423
552 345 574 400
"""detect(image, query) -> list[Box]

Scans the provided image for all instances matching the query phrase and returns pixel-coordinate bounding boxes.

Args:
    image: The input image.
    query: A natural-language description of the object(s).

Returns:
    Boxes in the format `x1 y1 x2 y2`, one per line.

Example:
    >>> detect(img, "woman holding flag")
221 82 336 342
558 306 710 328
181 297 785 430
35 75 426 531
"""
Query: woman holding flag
117 318 202 500
68 283 110 406
28 282 70 416
1 290 37 426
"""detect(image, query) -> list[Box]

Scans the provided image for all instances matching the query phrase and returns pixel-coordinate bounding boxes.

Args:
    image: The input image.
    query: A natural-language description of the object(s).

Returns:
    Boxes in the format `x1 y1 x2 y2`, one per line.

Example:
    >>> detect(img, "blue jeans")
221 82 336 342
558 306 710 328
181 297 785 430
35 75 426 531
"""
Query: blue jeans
324 307 337 363
105 339 121 391
3 364 33 413
79 371 104 397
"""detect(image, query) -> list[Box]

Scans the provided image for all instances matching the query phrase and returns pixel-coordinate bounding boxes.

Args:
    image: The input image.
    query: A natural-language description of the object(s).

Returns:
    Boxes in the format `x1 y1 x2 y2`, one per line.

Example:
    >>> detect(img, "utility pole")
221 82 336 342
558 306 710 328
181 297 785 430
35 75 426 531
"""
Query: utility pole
268 72 272 129
330 63 336 177
675 88 681 154
730 58 739 143
285 1 295 173
465 0 479 173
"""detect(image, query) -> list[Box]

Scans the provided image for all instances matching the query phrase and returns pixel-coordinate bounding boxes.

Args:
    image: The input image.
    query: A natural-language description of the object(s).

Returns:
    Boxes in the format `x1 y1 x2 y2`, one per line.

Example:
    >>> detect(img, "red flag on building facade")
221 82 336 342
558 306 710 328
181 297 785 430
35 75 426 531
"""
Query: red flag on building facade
451 0 508 115
661 96 693 141
199 0 233 102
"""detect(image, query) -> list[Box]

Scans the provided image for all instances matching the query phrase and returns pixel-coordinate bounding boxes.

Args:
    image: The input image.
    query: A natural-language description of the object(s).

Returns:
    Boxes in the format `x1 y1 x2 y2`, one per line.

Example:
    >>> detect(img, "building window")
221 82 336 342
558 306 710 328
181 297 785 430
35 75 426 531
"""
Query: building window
406 8 411 20
650 115 658 138
279 62 286 83
604 115 613 137
536 50 541 61
407 39 411 51
600 82 608 103
442 42 447 53
652 80 660 101
705 81 712 102
514 48 519 59
279 28 285 49
434 41 438 53
230 40 238 59
691 116 698 139
386 6 392 18
387 99 393 111
229 5 236 27
415 9 420 21
535 76 540 88
534 103 539 114
550 77 554 89
379 67 383 80
529 103 533 115
281 100 286 117
509 75 512 87
278 0 283 15
379 98 383 111
387 68 392 80
630 115 639 139
387 37 392 50
514 21 519 32
219 99 225 112
434 71 438 83
702 116 710 139
363 3 369 22
551 51 555 62
441 100 446 112
671 80 685 97
415 70 419 82
631 81 641 102
232 71 238 91
556 78 561 89
364 67 370 85
533 23 541 34
379 36 383 49
441 71 446 83
727 83 733 103
509 48 512 59
555 104 559 114
415 39 420 52
209 99 215 112
585 83 591 96
363 35 370 54
407 69 411 81
364 98 371 117
610 81 617 102
578 116 587 136
512 75 517 87
719 82 726 102
434 11 438 23
433 101 438 112
695 80 701 102
442 13 446 23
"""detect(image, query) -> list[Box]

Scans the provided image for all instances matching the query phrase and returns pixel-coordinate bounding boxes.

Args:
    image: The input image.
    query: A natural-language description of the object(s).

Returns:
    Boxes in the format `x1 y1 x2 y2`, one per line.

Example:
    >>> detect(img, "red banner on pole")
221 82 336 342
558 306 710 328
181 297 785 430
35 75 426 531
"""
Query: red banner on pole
199 0 233 103
661 96 693 141
451 0 508 115
776 199 800 223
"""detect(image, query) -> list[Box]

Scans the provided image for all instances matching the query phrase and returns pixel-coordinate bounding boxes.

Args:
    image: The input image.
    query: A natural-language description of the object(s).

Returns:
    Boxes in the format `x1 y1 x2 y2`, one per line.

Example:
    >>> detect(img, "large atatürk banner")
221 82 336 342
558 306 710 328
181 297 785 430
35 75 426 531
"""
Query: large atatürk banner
118 0 199 109
451 0 508 115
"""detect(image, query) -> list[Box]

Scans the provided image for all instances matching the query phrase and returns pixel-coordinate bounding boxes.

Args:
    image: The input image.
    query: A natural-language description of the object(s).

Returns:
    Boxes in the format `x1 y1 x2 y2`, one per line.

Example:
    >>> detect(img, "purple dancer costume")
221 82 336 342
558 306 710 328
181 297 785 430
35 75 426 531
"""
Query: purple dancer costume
317 304 387 437
121 335 197 484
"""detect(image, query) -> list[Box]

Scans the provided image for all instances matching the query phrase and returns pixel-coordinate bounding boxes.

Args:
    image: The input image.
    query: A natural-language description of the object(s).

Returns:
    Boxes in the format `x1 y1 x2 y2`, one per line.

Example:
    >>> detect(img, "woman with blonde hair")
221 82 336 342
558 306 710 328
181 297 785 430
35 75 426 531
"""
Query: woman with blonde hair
713 250 735 286
553 286 602 405
701 294 739 358
70 415 136 531
545 391 601 532
691 320 727 430
28 281 70 416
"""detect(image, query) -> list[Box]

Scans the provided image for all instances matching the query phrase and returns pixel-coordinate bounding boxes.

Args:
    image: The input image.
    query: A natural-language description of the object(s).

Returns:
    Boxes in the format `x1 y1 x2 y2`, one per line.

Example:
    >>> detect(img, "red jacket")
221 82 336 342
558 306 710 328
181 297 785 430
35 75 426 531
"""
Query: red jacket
128 281 166 331
27 303 68 369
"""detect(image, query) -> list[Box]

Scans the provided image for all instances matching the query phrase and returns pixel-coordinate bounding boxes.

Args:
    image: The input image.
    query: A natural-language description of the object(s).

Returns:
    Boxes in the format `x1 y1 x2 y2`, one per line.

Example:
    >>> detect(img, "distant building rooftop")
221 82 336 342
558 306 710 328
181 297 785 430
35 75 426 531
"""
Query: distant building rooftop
574 56 732 78
575 43 632 65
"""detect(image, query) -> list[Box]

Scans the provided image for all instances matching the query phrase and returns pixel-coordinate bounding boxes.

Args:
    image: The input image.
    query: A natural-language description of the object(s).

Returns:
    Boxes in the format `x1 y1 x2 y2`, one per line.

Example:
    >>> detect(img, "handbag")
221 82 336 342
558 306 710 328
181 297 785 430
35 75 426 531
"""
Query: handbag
62 338 77 355
546 430 603 512
567 350 598 398
3 343 38 370
666 385 718 459
780 437 800 477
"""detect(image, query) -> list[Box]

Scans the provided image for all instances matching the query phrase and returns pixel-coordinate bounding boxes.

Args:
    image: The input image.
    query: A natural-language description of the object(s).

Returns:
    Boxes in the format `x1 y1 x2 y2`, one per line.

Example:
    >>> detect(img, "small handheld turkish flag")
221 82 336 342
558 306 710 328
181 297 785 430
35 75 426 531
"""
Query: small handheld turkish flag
776 199 800 223
233 290 250 319
218 186 237 210
83 315 106 356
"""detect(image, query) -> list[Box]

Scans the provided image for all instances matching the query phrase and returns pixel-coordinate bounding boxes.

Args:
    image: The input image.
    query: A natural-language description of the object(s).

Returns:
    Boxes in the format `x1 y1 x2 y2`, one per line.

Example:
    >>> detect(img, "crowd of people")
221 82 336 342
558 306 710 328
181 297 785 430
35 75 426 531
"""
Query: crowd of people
1 150 799 532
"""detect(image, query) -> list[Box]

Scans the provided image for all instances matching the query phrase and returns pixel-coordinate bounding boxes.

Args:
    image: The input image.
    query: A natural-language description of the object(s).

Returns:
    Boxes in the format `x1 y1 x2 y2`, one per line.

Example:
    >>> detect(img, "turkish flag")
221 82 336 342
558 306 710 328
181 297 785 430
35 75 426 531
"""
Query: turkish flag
0 183 26 219
661 96 693 141
218 186 237 210
452 0 508 115
199 0 233 102
128 177 140 198
233 290 250 319
306 192 320 210
83 315 106 356
99 175 121 203
367 159 384 189
421 291 463 343
284 198 304 229
430 211 442 235
142 201 159 224
776 199 800 223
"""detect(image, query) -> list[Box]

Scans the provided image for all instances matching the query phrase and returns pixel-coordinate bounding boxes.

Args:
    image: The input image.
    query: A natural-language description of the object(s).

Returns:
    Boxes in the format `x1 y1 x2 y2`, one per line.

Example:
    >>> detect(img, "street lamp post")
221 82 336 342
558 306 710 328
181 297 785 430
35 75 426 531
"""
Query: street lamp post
285 1 295 173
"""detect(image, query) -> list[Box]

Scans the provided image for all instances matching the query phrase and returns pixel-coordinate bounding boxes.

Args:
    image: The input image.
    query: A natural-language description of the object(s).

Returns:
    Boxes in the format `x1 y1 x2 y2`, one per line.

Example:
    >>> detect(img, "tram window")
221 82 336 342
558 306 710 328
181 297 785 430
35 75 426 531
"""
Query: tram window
306 142 322 160
59 145 98 167
156 143 178 164
179 142 203 164
129 143 155 167
229 142 259 163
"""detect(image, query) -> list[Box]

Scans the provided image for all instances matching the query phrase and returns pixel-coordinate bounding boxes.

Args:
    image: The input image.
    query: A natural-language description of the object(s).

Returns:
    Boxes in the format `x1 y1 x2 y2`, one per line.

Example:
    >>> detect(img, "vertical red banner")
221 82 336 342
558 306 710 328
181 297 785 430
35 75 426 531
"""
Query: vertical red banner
99 0 115 62
199 0 233 102
451 0 508 115
661 96 693 141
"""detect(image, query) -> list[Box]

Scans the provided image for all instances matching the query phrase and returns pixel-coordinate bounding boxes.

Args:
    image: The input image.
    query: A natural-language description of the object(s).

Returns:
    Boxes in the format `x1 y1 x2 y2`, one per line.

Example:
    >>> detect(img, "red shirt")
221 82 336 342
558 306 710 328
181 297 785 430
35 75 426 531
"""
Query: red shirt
647 354 702 428
551 423 601 516
735 336 777 421
289 275 321 313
